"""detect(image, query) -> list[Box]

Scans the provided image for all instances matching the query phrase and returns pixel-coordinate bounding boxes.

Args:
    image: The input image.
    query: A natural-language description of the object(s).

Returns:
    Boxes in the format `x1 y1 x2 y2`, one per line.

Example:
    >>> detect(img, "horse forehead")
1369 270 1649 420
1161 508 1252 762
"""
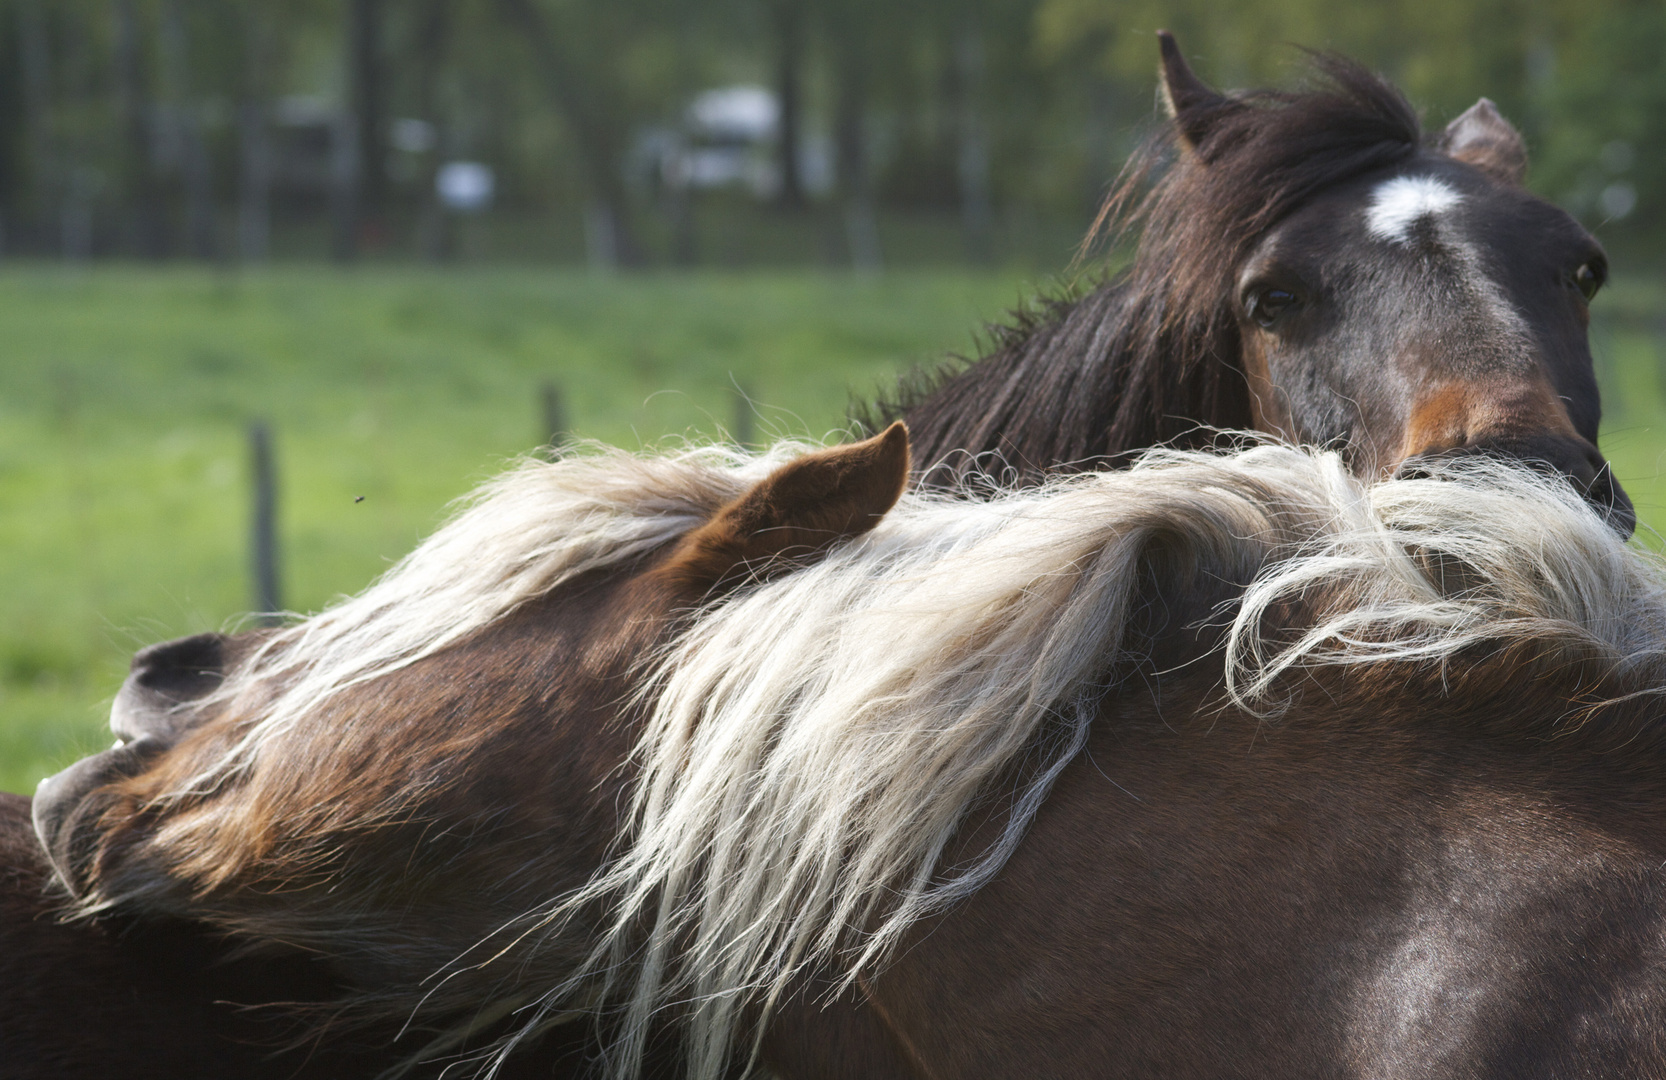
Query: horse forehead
1364 175 1465 244
1349 171 1534 348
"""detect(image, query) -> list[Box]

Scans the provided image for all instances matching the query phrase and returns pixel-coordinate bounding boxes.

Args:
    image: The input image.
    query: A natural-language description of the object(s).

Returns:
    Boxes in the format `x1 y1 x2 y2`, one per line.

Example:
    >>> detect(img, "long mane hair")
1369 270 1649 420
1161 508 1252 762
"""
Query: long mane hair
490 446 1666 1080
879 55 1421 483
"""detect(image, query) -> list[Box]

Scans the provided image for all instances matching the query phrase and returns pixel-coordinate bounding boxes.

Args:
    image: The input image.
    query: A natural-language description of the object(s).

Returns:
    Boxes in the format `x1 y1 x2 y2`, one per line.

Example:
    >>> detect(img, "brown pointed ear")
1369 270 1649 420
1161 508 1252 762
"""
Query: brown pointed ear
660 422 911 591
1438 98 1527 185
1157 30 1235 151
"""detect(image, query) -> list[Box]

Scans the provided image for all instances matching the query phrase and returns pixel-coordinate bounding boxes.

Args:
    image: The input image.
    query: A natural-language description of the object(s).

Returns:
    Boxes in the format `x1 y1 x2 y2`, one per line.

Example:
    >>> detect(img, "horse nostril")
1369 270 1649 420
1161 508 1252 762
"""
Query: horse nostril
1392 457 1439 482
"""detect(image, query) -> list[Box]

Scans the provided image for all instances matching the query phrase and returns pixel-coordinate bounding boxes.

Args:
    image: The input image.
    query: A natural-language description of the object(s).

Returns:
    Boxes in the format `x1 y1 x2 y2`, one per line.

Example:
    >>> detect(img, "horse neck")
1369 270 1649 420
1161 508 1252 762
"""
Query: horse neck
897 279 1253 487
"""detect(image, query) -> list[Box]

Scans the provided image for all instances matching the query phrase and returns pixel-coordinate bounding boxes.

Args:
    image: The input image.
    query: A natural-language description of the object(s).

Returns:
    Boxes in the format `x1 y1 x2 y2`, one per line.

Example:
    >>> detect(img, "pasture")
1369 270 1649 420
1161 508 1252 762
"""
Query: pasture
2 264 1664 795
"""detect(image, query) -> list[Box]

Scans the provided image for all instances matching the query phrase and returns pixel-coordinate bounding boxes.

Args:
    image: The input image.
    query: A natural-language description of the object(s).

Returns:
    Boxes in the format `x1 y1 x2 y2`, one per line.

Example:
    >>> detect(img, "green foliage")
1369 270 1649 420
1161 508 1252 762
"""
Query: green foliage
1031 0 1666 253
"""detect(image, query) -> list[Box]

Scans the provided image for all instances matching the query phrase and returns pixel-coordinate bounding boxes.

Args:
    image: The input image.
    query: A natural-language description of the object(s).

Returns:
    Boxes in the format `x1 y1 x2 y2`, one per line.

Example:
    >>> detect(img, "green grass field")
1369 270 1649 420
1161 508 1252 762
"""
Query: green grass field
3 265 1665 795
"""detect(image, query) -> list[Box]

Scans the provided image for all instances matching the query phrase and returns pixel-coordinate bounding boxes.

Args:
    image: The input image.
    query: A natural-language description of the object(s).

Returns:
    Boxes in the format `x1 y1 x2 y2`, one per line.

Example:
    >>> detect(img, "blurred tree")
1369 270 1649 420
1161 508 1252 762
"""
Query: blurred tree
405 0 452 259
0 4 32 250
826 0 881 269
768 0 808 211
337 0 385 260
497 0 658 267
233 0 278 262
159 0 215 259
112 0 163 258
0 0 1659 263
16 0 56 252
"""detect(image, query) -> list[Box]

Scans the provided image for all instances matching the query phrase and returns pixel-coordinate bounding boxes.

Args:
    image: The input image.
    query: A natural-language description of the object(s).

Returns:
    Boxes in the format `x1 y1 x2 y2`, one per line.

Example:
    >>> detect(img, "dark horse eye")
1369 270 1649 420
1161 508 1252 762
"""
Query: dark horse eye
1247 288 1297 329
1572 261 1604 302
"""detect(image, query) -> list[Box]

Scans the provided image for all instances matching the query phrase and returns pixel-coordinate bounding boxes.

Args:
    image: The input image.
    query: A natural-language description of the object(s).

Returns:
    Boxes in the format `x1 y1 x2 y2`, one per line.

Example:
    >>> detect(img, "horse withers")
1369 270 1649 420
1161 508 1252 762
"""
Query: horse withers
30 424 1666 1079
889 35 1632 533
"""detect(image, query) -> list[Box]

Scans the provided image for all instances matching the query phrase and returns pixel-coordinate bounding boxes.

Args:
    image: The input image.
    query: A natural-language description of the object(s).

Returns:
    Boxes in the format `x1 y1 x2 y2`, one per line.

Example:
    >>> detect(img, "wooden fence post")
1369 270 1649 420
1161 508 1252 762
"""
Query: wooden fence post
250 421 281 622
732 381 755 448
540 379 567 447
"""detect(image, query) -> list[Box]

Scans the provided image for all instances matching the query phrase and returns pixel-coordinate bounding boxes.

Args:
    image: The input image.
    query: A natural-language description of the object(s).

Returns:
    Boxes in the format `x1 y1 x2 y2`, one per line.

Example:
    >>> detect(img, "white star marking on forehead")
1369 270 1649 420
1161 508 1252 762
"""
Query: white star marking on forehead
1365 175 1464 243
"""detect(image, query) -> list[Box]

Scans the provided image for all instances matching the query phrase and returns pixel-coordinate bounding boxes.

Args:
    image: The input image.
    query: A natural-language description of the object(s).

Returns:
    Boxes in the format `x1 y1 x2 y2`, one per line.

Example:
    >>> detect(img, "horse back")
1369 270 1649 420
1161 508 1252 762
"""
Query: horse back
864 674 1666 1079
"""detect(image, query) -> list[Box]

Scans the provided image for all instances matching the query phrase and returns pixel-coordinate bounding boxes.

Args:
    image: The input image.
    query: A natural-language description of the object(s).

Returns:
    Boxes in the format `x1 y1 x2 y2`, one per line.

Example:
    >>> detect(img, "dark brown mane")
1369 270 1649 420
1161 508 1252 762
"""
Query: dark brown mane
876 54 1421 484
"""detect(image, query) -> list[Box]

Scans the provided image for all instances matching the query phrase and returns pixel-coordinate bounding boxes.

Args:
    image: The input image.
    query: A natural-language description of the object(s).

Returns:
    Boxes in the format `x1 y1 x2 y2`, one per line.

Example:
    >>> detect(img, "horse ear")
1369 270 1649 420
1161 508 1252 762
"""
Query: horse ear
661 422 911 590
1438 98 1527 186
1158 30 1233 151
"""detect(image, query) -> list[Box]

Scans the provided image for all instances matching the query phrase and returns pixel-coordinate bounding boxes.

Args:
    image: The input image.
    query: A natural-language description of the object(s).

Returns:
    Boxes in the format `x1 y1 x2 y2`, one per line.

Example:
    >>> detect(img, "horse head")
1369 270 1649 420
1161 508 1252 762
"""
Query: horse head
892 37 1631 536
1158 34 1632 532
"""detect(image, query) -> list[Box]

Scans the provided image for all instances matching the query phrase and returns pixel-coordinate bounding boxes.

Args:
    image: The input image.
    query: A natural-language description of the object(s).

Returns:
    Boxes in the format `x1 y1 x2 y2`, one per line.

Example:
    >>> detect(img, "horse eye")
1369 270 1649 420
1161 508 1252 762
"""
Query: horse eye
1248 288 1297 329
1572 261 1604 302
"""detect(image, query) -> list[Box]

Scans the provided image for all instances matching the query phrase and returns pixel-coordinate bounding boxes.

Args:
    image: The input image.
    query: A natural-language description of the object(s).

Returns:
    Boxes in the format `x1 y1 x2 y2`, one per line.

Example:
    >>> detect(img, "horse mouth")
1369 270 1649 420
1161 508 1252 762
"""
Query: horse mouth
1394 436 1636 538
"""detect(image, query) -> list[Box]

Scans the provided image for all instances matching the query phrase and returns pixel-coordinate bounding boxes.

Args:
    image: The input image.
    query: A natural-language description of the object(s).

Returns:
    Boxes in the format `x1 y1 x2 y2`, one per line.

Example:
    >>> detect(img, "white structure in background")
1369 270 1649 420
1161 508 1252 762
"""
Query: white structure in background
390 118 438 155
637 86 833 200
437 161 495 213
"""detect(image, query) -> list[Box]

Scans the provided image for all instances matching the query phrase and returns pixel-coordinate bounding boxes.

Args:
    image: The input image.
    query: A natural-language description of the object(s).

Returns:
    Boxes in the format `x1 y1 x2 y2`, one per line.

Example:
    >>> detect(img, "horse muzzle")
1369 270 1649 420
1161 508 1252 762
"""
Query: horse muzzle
33 737 172 897
1394 433 1636 537
32 632 232 896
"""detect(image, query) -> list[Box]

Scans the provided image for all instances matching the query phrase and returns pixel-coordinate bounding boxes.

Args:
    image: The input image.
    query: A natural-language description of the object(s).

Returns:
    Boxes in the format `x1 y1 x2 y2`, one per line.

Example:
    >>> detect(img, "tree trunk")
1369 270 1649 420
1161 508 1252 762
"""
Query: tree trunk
347 0 385 251
237 99 270 262
497 0 645 268
18 0 51 246
180 116 214 259
583 200 618 270
832 21 880 272
162 0 215 259
954 22 992 264
413 0 451 261
235 5 275 263
330 109 360 263
61 170 92 261
115 0 165 258
771 0 806 211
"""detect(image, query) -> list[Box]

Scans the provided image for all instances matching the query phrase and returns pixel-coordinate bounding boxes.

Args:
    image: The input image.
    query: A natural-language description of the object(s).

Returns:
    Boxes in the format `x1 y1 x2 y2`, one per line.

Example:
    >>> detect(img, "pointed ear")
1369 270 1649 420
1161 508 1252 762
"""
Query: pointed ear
1157 30 1234 151
660 423 911 590
1438 98 1527 186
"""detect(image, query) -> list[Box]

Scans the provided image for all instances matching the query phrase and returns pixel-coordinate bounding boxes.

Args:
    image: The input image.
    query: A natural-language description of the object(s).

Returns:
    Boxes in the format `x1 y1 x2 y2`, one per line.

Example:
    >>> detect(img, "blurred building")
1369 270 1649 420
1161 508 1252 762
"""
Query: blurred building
636 86 833 201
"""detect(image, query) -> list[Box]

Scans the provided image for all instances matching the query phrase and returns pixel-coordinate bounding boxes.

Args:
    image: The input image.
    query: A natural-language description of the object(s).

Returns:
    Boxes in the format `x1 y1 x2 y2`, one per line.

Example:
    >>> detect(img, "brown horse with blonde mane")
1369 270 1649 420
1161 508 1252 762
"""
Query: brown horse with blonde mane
10 33 1655 1080
25 424 1666 1080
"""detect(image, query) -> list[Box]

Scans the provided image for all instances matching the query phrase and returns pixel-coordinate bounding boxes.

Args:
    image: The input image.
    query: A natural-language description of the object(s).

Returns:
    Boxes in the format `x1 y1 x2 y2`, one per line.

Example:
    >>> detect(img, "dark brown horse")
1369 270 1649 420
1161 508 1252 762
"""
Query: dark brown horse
29 424 1666 1079
888 35 1632 534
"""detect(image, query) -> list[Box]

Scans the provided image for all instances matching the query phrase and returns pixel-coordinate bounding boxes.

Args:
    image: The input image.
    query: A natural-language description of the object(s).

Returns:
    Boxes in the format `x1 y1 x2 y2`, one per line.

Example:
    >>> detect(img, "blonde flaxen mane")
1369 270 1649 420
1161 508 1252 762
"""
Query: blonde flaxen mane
489 442 1666 1079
